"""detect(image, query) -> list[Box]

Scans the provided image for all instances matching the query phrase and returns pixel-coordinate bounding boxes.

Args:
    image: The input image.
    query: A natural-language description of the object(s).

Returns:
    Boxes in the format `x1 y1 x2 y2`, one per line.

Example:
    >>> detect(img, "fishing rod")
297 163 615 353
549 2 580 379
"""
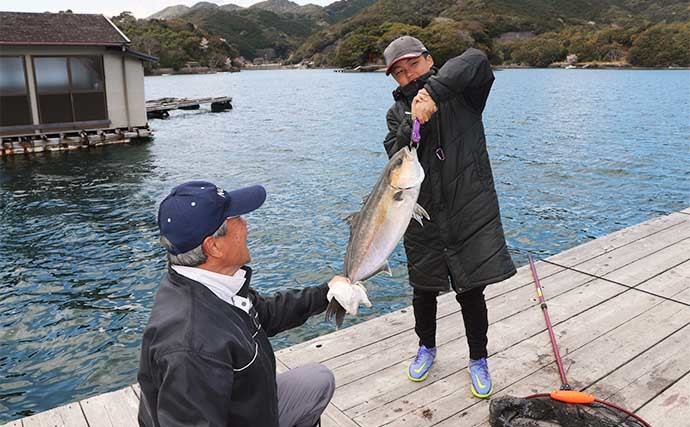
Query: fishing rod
526 254 653 427
528 253 571 392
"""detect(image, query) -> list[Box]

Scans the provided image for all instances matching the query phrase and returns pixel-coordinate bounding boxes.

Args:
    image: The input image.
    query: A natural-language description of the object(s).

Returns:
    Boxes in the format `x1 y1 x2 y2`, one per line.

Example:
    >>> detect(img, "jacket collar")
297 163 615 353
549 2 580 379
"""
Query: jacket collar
237 266 252 297
167 264 254 311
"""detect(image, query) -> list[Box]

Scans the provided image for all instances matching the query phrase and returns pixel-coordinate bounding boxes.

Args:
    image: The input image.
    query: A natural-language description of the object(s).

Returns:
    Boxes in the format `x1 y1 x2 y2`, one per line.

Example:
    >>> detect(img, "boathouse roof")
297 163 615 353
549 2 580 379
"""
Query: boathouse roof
0 12 129 46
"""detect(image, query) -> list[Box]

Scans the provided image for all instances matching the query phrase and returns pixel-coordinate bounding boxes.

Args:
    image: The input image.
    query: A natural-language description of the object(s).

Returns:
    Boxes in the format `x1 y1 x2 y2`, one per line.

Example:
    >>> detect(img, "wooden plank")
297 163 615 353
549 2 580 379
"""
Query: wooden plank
680 206 690 215
276 261 563 369
340 273 612 420
382 292 689 427
588 322 690 412
546 212 688 268
275 356 290 374
20 402 87 427
321 403 360 427
20 403 87 427
130 383 140 399
565 217 690 277
637 260 690 304
80 387 139 427
0 420 23 427
637 371 690 427
602 237 690 287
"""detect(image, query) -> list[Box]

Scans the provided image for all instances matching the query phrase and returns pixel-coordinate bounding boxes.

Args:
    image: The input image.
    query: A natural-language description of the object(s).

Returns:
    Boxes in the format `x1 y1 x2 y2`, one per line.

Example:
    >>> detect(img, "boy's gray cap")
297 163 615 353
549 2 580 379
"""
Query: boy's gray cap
384 36 428 75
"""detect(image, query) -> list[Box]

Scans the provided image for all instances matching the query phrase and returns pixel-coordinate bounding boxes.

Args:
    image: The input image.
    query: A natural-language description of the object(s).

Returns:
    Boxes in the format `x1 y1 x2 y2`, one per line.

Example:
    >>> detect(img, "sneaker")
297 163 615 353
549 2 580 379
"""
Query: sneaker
407 345 437 382
468 358 493 398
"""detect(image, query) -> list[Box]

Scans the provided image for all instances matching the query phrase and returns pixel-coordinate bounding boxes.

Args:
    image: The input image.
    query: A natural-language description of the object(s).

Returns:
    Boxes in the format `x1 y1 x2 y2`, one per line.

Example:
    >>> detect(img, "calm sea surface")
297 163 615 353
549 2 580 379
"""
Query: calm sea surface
1 69 688 420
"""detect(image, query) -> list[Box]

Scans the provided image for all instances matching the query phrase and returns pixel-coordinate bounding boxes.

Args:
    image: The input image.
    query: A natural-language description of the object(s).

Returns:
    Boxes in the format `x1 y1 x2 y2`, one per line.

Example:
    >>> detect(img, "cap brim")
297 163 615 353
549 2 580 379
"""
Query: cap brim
224 185 266 217
385 52 425 75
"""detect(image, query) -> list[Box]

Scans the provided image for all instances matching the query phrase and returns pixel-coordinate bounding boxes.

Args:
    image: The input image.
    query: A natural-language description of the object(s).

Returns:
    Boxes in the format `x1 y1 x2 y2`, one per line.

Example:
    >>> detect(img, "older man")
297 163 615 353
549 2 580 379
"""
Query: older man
138 181 359 427
381 36 516 398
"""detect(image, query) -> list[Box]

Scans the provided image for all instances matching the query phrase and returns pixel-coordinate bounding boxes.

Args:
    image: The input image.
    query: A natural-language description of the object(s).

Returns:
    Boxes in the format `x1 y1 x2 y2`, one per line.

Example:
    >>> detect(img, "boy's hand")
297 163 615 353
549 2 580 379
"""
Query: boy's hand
411 88 437 124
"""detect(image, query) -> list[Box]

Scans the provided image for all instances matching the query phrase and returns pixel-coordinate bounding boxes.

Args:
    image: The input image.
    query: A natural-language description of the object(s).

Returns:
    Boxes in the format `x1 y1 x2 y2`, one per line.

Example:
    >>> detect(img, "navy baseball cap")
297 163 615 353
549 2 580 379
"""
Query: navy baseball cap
158 181 266 255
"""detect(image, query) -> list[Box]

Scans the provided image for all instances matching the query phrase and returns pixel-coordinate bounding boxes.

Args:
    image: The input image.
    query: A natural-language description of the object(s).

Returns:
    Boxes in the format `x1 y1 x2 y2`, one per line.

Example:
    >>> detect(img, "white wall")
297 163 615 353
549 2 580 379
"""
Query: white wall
104 52 148 128
103 52 128 128
125 56 147 127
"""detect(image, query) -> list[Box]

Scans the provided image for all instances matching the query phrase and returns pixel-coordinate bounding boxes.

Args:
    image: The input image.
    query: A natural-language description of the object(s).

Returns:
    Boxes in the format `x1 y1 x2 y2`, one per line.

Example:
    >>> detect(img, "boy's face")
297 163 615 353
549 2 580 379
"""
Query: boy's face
390 54 434 87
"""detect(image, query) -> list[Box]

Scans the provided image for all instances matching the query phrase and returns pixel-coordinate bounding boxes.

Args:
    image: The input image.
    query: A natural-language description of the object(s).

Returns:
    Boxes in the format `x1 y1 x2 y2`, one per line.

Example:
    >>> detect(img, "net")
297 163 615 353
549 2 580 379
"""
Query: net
489 395 650 427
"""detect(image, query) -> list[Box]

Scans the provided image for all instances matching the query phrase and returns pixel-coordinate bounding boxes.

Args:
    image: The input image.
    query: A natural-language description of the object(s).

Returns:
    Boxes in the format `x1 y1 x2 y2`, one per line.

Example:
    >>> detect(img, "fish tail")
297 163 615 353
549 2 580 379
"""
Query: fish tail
325 299 347 329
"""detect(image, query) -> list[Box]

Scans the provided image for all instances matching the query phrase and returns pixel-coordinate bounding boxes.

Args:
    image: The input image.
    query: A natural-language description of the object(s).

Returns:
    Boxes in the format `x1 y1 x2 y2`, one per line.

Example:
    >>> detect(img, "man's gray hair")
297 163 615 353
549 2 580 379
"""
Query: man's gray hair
161 221 229 267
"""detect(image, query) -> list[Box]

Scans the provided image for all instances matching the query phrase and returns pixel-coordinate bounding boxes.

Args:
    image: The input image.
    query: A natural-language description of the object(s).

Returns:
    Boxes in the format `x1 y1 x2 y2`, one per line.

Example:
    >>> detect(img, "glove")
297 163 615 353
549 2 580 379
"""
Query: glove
326 275 372 315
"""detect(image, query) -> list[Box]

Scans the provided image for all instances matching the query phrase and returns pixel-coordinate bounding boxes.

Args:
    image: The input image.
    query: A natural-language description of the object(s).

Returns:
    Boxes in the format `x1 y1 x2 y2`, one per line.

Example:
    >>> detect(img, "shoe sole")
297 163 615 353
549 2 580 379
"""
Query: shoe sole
407 370 429 382
470 384 493 399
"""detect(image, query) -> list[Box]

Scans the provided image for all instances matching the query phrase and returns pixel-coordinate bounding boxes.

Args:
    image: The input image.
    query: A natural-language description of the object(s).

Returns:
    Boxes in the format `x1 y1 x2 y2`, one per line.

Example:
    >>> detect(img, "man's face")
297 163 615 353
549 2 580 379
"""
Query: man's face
390 54 434 87
216 216 251 267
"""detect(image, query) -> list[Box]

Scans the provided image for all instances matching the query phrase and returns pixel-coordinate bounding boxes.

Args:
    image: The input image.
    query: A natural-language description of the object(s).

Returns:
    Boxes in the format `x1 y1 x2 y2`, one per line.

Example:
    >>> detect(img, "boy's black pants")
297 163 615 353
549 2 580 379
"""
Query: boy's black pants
412 285 489 360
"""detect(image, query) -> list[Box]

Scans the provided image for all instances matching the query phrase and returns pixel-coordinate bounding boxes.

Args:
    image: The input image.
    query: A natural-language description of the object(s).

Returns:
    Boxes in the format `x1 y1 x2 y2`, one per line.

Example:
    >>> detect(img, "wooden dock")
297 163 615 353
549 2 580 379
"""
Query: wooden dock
145 97 232 119
3 208 689 426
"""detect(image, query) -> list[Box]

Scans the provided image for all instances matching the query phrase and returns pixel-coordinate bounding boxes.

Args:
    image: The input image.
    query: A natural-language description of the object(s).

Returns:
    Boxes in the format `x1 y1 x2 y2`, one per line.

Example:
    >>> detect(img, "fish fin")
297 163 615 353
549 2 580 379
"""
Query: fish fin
325 299 347 329
361 261 392 281
344 212 359 245
335 306 346 329
343 212 359 225
412 203 430 226
380 261 392 276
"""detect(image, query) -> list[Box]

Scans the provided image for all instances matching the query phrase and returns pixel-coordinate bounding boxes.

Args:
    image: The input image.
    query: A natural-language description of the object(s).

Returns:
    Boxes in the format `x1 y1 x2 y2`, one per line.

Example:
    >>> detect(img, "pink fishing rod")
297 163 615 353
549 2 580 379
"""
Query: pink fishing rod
528 254 570 390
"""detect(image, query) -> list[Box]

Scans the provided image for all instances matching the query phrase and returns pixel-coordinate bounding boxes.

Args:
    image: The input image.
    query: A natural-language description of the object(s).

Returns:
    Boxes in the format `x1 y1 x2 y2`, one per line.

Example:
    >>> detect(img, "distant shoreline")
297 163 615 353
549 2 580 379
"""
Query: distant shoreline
145 64 689 77
497 63 690 71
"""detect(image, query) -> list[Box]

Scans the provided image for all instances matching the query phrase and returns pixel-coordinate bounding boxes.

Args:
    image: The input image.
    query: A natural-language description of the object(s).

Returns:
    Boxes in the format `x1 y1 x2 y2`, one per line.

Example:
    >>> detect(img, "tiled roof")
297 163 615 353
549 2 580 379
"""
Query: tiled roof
0 12 129 46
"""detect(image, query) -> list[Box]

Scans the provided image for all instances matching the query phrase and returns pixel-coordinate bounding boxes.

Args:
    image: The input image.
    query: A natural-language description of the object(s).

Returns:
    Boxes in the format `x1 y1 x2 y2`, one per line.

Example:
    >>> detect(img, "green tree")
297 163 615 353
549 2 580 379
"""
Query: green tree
511 34 566 67
421 20 475 66
628 22 690 67
334 33 380 67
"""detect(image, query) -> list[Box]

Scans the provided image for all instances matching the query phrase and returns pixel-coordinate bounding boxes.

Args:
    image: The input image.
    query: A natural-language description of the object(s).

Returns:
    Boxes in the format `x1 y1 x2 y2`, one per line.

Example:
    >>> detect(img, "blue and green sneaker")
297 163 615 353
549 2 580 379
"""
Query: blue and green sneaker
468 357 493 398
407 345 436 382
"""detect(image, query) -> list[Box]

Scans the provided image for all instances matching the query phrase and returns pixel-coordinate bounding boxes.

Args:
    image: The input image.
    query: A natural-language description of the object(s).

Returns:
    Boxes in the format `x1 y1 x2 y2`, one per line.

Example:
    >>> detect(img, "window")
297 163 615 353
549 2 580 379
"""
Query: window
33 56 107 124
0 56 32 127
70 57 107 121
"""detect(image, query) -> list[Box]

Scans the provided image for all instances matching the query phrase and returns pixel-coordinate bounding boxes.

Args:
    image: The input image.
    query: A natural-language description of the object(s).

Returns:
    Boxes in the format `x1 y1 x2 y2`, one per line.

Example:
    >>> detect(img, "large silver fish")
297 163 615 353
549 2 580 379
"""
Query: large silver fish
325 145 429 327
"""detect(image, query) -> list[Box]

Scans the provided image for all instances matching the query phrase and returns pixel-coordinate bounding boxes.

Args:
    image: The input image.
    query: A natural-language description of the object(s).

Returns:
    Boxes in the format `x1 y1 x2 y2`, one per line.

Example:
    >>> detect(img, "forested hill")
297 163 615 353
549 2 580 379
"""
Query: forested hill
135 0 376 66
291 0 690 67
124 0 689 71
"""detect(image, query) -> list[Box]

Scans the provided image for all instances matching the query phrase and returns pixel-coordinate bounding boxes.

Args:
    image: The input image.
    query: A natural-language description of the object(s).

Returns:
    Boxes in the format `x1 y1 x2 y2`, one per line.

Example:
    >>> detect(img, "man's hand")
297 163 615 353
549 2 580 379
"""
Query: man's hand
411 88 437 124
327 275 372 315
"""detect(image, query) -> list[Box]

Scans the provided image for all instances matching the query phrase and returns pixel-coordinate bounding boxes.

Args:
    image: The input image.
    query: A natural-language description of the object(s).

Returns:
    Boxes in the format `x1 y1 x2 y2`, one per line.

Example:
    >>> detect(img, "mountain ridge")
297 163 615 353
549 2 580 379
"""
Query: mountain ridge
136 0 689 69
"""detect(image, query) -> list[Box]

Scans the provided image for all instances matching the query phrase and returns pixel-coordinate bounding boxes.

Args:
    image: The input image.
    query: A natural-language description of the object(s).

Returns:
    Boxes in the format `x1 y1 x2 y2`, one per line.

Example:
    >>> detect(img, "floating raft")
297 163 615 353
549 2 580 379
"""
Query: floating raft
146 96 233 119
2 207 689 426
0 127 152 157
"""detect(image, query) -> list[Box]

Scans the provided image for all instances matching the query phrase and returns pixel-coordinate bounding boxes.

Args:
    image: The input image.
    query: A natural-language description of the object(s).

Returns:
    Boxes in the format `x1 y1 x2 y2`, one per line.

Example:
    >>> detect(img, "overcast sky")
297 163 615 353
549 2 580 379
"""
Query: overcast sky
1 1 337 20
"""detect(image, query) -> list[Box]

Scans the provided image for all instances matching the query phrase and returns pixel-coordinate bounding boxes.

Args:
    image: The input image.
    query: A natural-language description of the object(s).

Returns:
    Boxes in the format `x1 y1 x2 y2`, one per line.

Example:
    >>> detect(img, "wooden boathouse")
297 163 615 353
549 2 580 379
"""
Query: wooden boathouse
0 12 157 156
1 208 688 426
